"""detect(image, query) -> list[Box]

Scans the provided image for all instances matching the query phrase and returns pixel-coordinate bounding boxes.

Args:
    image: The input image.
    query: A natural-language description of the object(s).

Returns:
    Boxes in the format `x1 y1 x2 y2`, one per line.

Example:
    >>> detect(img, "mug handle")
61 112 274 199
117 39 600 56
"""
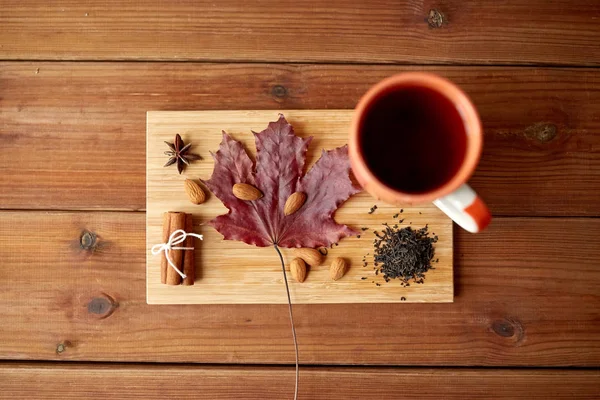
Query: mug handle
433 184 491 233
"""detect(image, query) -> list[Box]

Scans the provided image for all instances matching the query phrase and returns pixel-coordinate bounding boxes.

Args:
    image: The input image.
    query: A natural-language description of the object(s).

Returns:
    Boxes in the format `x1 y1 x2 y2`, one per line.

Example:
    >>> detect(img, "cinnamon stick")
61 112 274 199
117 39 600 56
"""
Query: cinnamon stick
182 213 195 286
160 212 171 284
166 212 186 285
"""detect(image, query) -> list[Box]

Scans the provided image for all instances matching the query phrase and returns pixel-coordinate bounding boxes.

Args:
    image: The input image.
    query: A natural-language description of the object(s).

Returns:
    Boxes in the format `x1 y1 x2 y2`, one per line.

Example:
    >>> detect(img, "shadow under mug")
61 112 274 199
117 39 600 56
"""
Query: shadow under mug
349 72 491 233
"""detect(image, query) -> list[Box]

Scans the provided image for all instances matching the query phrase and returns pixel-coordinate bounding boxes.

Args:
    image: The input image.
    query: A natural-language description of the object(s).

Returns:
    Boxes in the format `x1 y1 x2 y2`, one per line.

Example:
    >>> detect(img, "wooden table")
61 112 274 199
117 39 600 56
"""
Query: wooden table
1 1 599 398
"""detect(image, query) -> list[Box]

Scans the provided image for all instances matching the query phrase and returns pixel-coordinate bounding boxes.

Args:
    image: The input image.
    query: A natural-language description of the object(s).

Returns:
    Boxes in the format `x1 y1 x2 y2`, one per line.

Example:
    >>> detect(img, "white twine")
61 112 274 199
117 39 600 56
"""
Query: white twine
151 229 203 279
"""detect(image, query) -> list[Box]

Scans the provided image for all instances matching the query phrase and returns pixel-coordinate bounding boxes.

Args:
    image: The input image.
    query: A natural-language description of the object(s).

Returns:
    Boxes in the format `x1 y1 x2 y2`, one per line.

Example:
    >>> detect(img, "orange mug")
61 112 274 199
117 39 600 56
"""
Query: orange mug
349 73 491 233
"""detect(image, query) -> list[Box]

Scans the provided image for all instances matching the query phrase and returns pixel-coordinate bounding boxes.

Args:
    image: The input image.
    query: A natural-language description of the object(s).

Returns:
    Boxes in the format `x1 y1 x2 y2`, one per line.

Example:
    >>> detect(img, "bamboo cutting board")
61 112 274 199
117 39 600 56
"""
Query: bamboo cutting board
146 110 453 304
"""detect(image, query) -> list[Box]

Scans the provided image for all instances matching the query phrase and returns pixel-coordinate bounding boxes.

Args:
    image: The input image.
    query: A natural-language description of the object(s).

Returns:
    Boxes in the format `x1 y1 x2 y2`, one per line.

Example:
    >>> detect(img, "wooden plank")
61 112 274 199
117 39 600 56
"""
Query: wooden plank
1 363 599 400
146 111 453 304
0 211 599 365
1 62 599 216
1 1 599 65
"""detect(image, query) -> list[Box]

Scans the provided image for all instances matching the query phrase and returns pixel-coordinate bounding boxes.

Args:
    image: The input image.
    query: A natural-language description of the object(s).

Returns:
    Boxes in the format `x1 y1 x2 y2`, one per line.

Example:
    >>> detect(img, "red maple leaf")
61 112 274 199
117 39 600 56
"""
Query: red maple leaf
203 114 361 249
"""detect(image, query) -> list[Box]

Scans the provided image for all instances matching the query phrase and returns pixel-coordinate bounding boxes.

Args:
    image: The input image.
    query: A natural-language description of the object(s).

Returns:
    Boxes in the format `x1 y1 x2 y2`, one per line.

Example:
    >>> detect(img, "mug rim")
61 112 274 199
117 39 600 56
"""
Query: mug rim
349 72 483 204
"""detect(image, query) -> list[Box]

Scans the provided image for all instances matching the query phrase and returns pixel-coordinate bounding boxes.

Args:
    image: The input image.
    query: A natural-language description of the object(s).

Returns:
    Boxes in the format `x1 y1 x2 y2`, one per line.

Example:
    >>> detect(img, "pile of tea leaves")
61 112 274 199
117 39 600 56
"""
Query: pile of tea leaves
373 225 438 284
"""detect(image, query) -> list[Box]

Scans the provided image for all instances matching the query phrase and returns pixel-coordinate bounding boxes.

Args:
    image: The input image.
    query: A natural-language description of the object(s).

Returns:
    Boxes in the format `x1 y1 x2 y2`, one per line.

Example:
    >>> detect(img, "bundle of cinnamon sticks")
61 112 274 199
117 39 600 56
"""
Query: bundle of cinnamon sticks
161 211 195 285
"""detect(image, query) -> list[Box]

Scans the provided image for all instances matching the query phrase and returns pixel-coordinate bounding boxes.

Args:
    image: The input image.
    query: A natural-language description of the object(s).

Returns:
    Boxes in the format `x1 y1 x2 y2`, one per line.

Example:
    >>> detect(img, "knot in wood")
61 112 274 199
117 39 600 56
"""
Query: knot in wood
492 319 515 337
80 230 97 250
427 9 444 28
56 341 71 354
87 294 117 318
525 123 557 143
88 297 111 315
271 85 288 99
491 317 525 345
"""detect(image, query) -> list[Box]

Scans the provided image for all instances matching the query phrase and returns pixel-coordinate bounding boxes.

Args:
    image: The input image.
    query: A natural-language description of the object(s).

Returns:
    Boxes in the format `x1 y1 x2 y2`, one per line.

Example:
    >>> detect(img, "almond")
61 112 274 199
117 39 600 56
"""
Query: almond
184 179 206 205
284 192 307 216
293 248 323 267
330 257 348 281
232 183 263 201
290 258 307 283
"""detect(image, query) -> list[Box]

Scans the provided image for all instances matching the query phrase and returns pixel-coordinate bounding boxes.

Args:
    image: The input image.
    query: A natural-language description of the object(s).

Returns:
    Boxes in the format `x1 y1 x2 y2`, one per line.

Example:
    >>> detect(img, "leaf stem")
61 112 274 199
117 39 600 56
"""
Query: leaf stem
274 244 299 400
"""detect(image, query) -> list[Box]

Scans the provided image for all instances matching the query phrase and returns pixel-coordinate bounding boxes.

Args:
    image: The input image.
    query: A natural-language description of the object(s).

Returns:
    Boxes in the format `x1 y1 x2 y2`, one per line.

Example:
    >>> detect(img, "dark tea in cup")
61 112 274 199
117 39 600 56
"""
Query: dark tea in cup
359 85 468 194
349 73 491 233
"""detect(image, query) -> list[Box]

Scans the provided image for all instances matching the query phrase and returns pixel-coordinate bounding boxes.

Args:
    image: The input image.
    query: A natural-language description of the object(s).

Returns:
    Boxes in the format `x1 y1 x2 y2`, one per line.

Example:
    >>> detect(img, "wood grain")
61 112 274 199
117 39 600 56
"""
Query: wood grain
1 62 599 215
1 211 598 365
1 363 599 400
146 110 453 304
1 1 599 65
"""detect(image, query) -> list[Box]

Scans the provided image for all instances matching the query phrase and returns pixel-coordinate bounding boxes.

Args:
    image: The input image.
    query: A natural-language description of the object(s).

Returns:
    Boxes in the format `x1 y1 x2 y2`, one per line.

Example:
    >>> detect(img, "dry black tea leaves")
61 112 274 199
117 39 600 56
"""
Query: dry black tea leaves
372 225 438 284
164 134 202 174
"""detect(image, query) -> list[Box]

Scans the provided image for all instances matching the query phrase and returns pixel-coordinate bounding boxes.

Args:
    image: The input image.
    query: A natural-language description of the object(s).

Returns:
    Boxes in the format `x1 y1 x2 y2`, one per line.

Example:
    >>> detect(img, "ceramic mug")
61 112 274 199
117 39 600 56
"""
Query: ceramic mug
349 72 491 233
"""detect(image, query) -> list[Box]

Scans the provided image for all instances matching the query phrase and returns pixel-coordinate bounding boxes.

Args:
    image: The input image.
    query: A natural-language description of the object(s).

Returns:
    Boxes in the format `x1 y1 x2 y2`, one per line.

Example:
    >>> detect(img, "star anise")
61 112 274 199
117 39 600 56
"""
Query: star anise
164 134 202 174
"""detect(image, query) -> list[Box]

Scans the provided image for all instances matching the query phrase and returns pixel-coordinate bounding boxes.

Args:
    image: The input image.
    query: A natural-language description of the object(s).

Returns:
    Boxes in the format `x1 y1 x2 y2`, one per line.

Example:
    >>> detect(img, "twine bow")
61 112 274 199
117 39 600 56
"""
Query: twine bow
151 229 203 279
